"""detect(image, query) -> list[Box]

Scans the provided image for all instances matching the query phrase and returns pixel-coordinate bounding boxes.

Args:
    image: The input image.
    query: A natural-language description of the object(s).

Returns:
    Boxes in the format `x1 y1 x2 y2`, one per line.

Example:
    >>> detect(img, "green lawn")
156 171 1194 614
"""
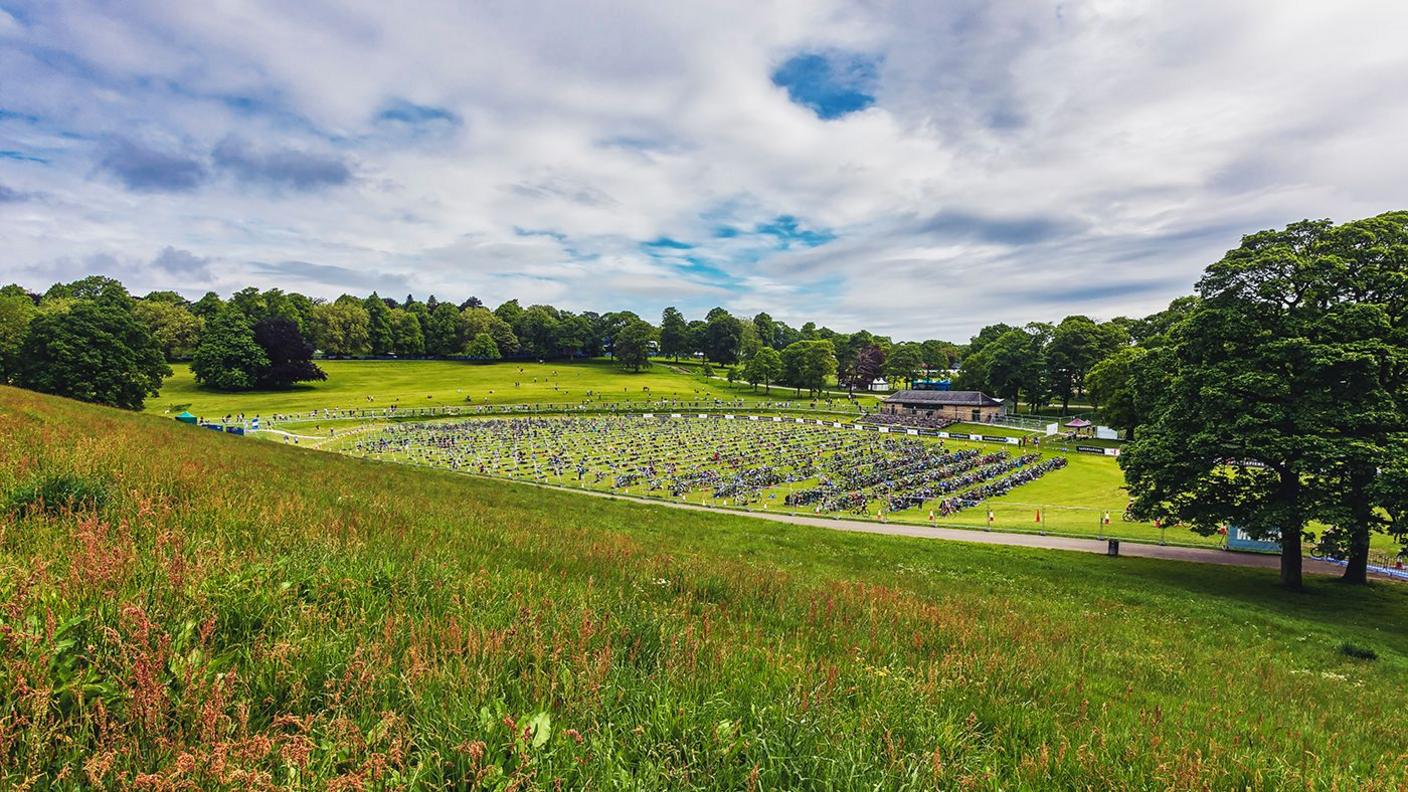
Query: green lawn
147 359 880 419
3 386 1406 788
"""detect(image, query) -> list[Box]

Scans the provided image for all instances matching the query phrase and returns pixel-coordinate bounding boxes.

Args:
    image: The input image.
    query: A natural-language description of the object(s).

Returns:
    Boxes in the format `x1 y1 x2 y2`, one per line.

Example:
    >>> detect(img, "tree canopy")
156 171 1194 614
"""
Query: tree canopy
14 292 169 410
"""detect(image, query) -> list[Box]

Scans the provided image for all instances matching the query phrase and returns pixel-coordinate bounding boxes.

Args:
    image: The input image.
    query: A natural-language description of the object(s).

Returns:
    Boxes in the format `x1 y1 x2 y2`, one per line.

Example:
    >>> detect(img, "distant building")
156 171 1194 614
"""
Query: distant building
881 390 1004 422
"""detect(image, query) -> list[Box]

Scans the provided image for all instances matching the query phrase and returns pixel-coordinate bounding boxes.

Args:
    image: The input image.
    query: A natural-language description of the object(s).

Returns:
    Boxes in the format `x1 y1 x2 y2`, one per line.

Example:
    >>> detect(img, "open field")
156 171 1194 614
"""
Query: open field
3 386 1407 788
146 359 881 420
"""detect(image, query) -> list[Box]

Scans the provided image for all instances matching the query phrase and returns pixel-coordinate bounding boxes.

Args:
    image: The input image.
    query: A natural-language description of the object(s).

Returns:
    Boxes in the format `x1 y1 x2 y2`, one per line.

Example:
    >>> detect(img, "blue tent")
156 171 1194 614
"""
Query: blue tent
174 411 198 425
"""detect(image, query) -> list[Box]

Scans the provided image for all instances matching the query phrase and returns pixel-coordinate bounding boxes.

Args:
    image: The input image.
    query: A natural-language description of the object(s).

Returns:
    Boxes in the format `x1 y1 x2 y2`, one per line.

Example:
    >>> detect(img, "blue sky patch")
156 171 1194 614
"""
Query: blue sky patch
377 99 460 126
755 215 835 248
771 51 880 120
0 149 48 164
643 236 694 250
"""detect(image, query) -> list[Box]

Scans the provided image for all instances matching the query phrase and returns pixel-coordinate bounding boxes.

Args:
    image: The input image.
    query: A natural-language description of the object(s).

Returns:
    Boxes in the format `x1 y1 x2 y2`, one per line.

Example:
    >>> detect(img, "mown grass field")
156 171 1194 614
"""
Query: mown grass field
146 359 879 420
3 385 1407 789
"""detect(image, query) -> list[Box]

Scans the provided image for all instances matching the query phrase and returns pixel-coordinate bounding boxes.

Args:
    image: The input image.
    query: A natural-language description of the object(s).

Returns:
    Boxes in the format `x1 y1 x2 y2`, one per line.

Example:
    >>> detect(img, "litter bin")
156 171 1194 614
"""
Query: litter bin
1107 539 1120 557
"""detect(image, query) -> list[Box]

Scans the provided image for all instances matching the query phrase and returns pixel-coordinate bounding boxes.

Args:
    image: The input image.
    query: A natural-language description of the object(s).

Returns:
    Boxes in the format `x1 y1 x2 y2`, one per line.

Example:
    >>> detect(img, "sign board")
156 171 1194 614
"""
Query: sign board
1226 525 1281 554
879 427 889 433
982 435 1011 444
725 414 735 419
906 429 919 435
1104 448 1121 458
1076 445 1106 454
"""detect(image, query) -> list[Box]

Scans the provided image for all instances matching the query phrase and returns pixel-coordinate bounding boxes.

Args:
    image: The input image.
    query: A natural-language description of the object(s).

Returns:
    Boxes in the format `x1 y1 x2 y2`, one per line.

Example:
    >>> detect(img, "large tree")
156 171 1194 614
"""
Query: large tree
743 345 783 392
962 327 1046 410
1304 212 1408 583
192 308 269 391
839 343 884 394
424 302 465 356
389 308 425 356
133 298 202 361
15 293 170 410
1046 315 1122 411
464 332 502 361
1120 217 1393 590
312 299 372 357
703 308 744 364
659 307 689 359
365 293 395 355
462 307 517 357
781 340 837 397
1085 346 1155 440
752 312 777 349
0 292 38 382
613 320 655 372
883 342 925 390
251 317 326 389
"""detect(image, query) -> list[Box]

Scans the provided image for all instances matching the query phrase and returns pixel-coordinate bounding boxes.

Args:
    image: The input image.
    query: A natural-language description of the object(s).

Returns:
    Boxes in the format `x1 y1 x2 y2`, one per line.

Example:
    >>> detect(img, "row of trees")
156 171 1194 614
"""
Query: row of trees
953 316 1138 414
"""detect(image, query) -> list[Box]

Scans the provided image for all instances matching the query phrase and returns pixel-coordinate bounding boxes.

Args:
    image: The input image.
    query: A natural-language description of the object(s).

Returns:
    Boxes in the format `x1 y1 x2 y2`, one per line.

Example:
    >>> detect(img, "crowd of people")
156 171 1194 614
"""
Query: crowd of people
343 414 1070 519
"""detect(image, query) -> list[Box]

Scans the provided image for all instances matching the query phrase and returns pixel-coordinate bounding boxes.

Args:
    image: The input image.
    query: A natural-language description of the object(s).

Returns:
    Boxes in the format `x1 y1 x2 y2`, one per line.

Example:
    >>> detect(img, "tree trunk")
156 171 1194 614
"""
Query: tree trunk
1280 525 1303 591
1269 468 1304 590
1342 533 1369 584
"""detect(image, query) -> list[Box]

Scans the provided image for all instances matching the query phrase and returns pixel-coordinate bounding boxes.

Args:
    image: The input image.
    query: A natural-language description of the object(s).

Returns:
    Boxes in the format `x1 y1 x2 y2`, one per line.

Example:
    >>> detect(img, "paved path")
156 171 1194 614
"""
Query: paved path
516 479 1360 577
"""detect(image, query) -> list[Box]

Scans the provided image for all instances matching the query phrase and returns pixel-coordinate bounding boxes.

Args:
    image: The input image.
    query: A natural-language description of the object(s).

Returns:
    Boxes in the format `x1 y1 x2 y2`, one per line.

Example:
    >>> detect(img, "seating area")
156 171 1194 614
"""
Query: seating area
857 412 958 431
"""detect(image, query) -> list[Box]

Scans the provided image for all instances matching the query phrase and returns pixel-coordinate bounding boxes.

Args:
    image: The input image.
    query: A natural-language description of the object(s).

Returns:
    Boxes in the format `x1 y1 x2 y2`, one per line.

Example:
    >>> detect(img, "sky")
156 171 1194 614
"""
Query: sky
2 1 1407 340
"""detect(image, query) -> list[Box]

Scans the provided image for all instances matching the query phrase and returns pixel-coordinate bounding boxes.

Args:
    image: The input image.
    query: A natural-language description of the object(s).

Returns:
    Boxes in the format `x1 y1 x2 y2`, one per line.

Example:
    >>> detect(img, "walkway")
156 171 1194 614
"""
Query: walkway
520 479 1358 577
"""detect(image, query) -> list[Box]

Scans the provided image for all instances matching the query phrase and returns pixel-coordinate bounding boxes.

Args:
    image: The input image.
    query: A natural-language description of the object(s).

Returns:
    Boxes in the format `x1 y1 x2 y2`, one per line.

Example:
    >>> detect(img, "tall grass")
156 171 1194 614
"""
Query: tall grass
2 386 1407 789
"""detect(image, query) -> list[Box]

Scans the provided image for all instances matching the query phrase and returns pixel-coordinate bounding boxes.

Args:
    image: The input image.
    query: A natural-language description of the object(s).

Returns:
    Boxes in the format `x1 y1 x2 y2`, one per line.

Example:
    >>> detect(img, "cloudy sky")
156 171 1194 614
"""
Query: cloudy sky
2 1 1406 338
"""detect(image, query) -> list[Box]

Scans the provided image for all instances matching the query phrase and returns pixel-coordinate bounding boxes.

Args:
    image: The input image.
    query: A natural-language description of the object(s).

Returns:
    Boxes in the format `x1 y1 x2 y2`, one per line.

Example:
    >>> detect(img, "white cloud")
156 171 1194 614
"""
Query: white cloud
1 0 1406 337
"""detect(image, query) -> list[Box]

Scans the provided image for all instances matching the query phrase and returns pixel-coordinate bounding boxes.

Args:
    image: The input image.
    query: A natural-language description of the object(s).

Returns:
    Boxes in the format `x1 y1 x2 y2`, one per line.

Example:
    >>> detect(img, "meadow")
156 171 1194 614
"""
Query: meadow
3 386 1407 789
146 359 878 420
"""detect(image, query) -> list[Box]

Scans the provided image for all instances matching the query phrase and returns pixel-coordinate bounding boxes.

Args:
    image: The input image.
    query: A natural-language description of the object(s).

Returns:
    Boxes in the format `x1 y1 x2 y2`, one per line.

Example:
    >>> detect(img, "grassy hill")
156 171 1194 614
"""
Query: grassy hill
3 386 1407 789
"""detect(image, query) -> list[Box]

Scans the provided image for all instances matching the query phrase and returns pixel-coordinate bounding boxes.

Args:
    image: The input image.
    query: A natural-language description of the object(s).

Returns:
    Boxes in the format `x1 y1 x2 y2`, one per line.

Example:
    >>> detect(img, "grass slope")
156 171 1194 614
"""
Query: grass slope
147 359 878 419
4 386 1407 789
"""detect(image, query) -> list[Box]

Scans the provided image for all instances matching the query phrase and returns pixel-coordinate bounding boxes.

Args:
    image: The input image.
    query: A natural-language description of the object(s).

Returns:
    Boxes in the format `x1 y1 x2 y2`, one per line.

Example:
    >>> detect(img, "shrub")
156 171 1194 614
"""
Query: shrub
4 471 109 517
1340 642 1378 661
